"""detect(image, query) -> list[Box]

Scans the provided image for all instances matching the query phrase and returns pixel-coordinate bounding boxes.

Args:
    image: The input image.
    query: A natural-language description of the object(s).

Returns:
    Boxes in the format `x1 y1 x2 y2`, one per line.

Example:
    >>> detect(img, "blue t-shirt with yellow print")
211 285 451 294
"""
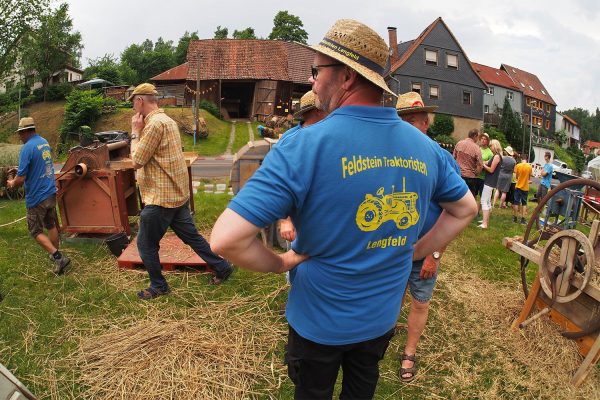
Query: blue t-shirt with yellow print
16 134 56 208
228 106 467 345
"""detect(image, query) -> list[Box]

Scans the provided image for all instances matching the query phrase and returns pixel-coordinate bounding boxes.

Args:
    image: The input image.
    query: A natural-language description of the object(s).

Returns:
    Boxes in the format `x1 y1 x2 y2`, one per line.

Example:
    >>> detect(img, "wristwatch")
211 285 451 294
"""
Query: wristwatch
131 134 138 140
432 251 441 260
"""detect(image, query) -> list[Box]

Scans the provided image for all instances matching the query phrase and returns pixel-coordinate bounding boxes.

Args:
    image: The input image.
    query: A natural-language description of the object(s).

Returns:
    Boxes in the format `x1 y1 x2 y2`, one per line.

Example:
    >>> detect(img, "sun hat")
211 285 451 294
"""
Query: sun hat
312 19 393 94
481 132 490 139
396 92 438 115
127 83 158 101
504 146 514 156
16 117 35 133
293 91 317 119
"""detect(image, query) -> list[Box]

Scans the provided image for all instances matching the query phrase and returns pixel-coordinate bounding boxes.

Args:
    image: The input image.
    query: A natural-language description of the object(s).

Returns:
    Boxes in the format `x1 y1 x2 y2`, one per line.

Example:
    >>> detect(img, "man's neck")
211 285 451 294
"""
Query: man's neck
336 86 381 109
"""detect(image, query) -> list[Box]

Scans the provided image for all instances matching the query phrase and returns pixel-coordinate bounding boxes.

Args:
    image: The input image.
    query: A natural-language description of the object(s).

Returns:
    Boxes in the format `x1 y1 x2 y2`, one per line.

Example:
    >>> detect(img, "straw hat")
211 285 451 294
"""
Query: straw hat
293 91 317 119
127 83 158 101
396 92 438 115
312 19 393 94
481 132 490 139
504 146 514 156
16 117 35 133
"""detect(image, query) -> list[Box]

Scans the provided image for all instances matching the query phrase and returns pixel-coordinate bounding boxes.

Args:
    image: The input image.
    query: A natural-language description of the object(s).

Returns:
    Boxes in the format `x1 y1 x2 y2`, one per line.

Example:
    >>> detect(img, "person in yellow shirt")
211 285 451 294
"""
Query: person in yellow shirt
513 154 533 224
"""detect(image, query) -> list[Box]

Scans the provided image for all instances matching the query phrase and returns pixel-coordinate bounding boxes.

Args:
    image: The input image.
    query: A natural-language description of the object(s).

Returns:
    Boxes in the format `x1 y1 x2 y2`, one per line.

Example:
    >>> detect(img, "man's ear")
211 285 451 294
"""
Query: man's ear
341 68 359 90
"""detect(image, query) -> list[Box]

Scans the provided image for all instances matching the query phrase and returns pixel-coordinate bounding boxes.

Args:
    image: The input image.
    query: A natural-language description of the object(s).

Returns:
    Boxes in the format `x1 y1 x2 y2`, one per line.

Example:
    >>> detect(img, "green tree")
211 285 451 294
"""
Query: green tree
554 129 568 147
268 11 308 43
428 113 454 138
20 2 82 100
499 96 523 150
120 37 176 84
175 31 199 64
0 0 49 81
60 89 104 143
214 25 228 39
84 54 121 84
233 27 257 39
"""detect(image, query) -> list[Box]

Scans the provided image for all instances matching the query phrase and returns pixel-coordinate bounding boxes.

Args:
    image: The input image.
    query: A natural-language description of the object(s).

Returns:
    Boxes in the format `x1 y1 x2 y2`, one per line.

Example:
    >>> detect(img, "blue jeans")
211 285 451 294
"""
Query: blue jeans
137 202 232 291
408 259 438 302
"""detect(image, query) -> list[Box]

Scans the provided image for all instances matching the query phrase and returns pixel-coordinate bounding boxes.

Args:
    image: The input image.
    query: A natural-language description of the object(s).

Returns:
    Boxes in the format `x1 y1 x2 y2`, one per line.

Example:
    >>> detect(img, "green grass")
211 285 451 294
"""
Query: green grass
0 143 21 167
0 194 598 399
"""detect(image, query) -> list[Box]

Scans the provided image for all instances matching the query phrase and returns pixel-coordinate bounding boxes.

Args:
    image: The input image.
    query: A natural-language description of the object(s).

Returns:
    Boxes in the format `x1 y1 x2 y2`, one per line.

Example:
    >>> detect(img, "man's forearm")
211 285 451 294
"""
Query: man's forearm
413 192 477 260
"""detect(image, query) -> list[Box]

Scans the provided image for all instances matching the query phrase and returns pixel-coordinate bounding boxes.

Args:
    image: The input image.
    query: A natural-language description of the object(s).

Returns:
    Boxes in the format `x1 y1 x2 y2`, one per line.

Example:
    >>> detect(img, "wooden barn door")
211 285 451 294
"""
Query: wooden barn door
252 80 277 121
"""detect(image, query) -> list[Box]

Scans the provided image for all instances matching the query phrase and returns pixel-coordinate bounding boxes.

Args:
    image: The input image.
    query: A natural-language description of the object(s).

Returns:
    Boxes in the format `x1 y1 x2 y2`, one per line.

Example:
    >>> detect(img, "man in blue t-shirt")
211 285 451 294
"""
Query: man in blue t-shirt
7 117 70 274
537 151 553 201
211 19 477 399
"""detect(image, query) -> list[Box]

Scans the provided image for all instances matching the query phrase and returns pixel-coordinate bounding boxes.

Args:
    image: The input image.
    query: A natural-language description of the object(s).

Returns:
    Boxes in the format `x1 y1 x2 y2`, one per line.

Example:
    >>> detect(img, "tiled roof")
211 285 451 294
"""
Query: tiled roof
472 62 520 91
150 62 189 81
186 39 315 84
501 64 556 105
387 17 486 87
585 140 600 148
562 114 578 126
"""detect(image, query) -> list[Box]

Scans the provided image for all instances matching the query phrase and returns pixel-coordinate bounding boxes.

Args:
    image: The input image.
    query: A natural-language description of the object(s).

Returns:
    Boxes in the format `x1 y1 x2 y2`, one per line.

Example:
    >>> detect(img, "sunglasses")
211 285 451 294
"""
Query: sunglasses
311 63 345 79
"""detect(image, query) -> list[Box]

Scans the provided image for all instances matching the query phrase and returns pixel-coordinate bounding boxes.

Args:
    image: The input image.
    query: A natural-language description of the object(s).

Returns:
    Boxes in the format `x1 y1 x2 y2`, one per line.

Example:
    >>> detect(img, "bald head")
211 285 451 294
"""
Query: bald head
400 112 429 134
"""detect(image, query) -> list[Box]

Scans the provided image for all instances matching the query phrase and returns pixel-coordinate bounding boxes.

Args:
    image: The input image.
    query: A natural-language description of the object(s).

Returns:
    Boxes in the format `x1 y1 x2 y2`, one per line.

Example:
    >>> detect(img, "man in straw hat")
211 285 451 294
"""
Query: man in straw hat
279 90 328 243
395 92 461 382
211 19 476 398
128 83 233 299
7 117 70 275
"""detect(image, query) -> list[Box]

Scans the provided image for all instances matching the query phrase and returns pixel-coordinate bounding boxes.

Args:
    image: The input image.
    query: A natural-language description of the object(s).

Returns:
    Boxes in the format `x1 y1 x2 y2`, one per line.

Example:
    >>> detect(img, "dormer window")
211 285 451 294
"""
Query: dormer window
425 49 438 66
520 82 525 88
541 90 546 95
446 53 458 69
529 85 534 91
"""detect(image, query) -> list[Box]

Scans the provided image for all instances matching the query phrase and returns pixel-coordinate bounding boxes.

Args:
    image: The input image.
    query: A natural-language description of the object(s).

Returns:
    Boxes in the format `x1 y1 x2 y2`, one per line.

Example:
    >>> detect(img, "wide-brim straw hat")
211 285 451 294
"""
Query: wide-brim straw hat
396 92 438 115
504 146 514 156
16 117 35 133
293 90 317 119
312 19 393 95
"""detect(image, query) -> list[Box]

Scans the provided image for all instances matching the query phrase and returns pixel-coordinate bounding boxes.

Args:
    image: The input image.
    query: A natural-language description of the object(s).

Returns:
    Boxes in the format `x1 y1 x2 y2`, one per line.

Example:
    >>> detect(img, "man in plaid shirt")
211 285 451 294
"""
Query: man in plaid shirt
129 83 233 299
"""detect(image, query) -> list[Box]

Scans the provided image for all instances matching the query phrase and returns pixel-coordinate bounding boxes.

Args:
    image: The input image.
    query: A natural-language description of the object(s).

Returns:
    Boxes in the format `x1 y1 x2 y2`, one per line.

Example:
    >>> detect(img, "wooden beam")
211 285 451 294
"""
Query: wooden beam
502 237 541 265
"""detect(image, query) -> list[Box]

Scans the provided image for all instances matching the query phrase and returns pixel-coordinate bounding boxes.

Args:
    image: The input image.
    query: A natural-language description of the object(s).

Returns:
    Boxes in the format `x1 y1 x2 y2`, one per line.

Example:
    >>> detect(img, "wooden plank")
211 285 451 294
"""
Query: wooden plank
589 219 600 248
239 162 260 190
502 237 541 265
571 334 600 387
512 273 542 331
572 275 600 302
557 236 577 296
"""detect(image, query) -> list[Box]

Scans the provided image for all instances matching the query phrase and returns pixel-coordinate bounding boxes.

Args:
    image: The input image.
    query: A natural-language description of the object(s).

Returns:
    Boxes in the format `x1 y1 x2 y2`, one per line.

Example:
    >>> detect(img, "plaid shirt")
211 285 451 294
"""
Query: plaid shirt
453 138 483 178
133 109 189 208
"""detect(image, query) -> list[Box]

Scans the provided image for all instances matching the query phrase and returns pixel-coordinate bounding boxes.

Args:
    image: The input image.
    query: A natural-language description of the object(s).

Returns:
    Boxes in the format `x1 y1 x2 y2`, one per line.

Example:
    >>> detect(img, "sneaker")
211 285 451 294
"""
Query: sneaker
210 263 234 285
521 217 527 225
53 254 70 275
513 216 518 223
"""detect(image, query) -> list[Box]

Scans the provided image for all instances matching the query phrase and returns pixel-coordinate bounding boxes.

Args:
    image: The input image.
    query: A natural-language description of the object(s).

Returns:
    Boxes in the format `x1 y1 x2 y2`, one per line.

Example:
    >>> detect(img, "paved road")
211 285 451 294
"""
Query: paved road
54 156 233 180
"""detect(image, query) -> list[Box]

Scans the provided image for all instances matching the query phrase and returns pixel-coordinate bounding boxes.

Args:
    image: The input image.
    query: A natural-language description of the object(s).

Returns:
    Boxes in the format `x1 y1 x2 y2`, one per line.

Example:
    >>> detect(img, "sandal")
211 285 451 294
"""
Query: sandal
399 353 417 382
209 267 233 285
137 287 170 300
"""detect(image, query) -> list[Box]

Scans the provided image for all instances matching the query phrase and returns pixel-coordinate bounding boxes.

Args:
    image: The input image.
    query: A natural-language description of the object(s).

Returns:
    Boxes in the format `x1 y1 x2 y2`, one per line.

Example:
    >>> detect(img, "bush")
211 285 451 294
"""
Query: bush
428 113 454 138
485 126 509 148
45 83 73 101
60 89 105 144
434 134 456 153
199 99 221 119
566 144 585 173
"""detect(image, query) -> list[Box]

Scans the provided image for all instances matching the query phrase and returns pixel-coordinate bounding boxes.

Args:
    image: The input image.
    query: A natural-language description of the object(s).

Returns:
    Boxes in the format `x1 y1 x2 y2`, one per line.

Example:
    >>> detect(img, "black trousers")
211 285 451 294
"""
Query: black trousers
462 176 479 197
285 325 395 400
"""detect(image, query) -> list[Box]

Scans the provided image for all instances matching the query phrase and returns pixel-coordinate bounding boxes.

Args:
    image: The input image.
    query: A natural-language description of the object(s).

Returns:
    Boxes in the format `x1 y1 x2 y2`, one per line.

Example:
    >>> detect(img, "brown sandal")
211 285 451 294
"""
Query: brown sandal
399 353 417 382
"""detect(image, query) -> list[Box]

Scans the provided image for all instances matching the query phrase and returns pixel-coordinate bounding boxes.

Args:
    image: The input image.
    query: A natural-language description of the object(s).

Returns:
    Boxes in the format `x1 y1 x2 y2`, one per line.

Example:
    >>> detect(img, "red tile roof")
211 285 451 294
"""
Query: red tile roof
186 39 315 84
150 62 189 81
471 62 520 91
501 64 556 105
585 140 600 149
387 17 486 87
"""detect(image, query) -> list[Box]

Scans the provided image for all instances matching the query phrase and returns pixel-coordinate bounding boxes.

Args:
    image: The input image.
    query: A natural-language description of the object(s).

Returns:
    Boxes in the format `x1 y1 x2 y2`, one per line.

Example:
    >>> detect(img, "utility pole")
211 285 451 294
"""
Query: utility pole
195 52 201 148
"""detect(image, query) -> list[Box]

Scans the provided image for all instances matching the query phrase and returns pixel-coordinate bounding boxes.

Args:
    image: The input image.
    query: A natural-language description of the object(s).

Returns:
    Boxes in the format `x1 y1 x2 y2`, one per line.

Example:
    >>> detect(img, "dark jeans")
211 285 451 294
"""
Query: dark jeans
474 177 485 197
462 177 479 197
137 201 231 291
285 325 395 400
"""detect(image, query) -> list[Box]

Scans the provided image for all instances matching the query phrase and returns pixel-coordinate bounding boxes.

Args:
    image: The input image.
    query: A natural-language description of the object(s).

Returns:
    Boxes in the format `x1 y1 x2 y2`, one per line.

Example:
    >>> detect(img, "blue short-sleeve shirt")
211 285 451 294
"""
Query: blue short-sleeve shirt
228 106 467 345
541 163 553 189
17 134 56 208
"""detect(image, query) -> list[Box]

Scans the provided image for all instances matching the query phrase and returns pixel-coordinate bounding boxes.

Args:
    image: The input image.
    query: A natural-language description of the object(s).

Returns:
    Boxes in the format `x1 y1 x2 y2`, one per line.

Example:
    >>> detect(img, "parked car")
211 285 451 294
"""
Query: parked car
581 169 593 180
551 159 572 175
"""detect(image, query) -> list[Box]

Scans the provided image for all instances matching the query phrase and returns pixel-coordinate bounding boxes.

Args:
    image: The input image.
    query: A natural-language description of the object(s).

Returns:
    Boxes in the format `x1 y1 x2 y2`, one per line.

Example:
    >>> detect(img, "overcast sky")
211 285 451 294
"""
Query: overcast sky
64 0 599 113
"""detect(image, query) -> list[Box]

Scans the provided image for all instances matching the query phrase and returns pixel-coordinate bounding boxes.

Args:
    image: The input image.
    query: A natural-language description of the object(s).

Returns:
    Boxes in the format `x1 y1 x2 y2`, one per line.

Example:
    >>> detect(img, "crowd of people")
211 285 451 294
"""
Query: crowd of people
7 17 560 400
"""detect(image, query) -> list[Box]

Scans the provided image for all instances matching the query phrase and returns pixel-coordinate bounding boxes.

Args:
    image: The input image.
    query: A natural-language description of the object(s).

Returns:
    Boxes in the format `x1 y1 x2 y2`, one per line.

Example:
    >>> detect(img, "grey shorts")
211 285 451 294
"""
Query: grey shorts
408 258 438 302
26 195 58 237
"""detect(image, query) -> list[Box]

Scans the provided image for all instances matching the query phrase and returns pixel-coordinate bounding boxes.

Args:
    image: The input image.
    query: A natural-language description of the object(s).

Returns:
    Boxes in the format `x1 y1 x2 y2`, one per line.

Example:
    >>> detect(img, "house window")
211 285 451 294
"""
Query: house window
546 104 551 113
429 85 439 99
425 49 438 66
447 54 458 69
485 86 494 95
484 105 490 113
507 91 514 100
411 82 422 94
545 120 550 130
462 91 472 105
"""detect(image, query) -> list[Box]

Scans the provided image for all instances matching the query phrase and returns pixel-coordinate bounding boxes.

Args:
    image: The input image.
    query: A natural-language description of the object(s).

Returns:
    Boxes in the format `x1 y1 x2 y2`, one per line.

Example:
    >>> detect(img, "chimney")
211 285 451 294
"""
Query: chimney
388 27 399 62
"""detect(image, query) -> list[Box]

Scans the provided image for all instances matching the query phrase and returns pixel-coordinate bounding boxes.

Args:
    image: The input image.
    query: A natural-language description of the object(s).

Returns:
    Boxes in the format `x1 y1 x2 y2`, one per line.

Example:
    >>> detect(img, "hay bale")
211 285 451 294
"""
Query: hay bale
0 143 21 167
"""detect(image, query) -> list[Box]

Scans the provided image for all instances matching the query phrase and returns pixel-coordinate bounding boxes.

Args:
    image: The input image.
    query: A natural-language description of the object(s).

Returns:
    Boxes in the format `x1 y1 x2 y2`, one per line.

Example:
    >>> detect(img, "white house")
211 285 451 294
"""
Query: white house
555 112 580 149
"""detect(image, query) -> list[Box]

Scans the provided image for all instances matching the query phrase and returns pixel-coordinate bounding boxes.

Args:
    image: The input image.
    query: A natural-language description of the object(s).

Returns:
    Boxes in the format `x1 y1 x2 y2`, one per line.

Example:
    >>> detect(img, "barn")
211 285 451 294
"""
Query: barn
150 39 315 120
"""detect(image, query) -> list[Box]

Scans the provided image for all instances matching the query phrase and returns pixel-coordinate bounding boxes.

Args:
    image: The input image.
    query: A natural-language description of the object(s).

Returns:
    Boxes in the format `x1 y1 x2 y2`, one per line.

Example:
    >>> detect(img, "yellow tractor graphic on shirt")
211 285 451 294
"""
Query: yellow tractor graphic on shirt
355 179 419 231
